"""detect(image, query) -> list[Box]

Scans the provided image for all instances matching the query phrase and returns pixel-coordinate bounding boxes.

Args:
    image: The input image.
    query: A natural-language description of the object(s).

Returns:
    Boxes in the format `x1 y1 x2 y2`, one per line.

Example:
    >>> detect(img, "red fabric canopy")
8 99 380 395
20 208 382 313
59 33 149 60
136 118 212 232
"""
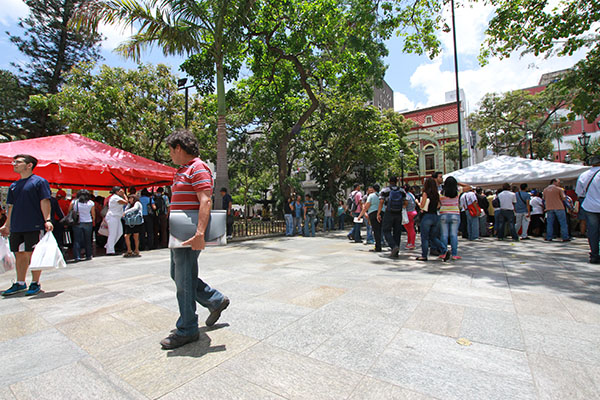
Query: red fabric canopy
0 134 176 190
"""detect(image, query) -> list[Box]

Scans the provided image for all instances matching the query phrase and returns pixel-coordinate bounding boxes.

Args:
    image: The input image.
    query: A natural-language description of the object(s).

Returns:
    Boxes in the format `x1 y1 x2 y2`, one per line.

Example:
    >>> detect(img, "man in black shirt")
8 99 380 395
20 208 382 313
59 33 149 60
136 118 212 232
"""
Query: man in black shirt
377 176 407 258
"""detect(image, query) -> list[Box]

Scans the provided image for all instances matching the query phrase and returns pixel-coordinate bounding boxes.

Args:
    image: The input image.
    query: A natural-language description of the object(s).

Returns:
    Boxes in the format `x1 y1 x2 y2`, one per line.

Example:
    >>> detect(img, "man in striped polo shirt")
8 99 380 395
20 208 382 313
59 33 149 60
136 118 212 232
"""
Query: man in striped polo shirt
160 130 230 350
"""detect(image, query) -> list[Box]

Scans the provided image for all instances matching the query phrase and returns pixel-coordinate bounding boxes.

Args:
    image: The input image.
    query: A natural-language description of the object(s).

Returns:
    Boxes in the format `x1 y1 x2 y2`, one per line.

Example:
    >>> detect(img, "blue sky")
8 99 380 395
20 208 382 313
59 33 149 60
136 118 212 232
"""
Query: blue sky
0 0 587 113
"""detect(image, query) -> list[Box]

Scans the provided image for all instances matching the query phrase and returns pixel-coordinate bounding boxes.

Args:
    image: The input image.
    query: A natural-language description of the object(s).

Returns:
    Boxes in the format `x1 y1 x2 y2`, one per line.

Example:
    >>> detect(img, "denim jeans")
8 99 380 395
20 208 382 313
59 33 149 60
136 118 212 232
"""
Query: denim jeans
382 211 402 249
420 213 445 258
351 212 362 242
304 215 316 237
440 213 460 256
366 220 374 243
170 248 225 336
338 215 345 230
72 222 93 260
585 211 600 259
515 212 530 238
293 216 303 235
284 214 293 236
368 212 382 251
323 216 333 231
497 209 518 240
466 212 479 240
546 209 569 240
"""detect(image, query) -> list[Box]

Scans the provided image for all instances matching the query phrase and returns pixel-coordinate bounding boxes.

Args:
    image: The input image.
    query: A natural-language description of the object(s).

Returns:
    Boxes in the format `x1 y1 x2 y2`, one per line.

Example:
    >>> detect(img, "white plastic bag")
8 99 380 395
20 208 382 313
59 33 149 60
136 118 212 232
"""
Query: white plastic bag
30 232 66 271
402 209 409 225
98 218 109 237
0 236 16 274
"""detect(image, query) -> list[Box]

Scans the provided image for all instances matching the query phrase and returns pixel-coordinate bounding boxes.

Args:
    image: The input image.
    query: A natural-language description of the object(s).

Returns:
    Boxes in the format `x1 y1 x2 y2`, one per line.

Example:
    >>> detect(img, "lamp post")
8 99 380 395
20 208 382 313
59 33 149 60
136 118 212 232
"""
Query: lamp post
177 78 194 129
526 131 534 159
564 153 571 163
399 150 405 186
579 130 591 165
450 0 463 169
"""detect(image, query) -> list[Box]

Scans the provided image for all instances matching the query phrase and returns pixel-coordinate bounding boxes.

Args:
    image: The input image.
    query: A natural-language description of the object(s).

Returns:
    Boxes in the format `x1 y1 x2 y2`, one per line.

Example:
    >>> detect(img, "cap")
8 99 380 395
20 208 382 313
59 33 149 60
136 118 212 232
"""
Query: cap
56 189 67 197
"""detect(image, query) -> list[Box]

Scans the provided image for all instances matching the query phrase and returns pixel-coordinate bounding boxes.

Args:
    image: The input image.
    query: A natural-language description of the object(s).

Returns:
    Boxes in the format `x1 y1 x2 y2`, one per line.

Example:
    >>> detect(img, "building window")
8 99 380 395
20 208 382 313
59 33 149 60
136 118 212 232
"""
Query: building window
425 154 435 170
425 115 433 124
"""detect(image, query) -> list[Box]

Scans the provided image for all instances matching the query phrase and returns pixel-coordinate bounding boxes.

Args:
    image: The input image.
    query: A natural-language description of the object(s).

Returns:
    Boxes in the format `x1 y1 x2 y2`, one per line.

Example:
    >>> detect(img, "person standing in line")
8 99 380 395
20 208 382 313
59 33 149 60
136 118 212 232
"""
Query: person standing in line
529 191 545 237
50 190 65 254
139 188 155 250
347 183 363 243
105 186 127 255
514 183 531 240
293 195 303 236
1 154 53 296
68 189 96 261
543 178 570 242
219 188 234 239
358 184 382 252
337 200 346 230
460 186 480 241
402 185 418 250
153 187 170 248
416 177 446 261
284 197 294 236
303 194 316 237
377 176 407 258
160 129 229 350
439 177 461 261
323 200 333 232
576 154 600 263
475 188 489 237
496 182 519 241
122 194 143 257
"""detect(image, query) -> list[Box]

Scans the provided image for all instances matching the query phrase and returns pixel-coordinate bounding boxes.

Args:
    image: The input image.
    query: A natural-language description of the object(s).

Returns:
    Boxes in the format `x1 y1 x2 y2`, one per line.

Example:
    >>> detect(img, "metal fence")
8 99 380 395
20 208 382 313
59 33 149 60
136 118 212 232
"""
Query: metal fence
232 219 286 238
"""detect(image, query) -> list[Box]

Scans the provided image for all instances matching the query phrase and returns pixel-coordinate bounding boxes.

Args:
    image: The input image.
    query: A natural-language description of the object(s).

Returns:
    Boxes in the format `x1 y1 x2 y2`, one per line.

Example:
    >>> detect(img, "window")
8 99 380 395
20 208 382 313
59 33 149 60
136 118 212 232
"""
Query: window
425 154 435 170
425 115 433 124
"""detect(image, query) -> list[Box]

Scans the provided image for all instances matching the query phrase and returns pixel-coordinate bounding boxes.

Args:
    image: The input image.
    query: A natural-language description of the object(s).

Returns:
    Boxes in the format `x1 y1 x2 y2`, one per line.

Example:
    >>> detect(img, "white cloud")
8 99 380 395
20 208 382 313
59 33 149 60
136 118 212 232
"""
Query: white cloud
0 0 28 26
393 92 415 112
99 21 134 51
439 2 495 56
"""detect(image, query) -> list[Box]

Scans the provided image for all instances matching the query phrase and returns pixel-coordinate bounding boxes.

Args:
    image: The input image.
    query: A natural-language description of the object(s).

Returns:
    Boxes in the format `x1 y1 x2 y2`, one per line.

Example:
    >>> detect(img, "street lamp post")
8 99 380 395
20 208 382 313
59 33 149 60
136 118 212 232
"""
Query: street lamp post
450 0 463 169
564 153 571 163
177 78 194 129
526 131 534 159
579 130 591 165
399 150 405 186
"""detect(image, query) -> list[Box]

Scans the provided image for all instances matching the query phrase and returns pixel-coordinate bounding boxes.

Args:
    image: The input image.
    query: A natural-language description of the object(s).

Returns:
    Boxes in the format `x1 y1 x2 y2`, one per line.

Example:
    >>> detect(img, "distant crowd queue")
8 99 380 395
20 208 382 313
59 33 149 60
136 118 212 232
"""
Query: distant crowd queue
282 164 598 264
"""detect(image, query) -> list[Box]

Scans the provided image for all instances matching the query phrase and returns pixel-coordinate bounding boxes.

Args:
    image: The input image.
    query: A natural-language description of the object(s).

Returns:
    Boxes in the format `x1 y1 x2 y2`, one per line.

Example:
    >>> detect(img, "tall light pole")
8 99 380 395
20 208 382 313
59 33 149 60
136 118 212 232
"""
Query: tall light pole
399 150 405 186
579 130 591 165
450 0 463 169
177 78 194 129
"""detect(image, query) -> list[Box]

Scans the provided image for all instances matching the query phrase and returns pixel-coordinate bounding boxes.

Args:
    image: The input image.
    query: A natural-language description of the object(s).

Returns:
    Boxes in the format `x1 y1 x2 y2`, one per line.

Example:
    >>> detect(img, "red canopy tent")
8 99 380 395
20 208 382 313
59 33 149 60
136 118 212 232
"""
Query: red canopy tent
0 134 176 190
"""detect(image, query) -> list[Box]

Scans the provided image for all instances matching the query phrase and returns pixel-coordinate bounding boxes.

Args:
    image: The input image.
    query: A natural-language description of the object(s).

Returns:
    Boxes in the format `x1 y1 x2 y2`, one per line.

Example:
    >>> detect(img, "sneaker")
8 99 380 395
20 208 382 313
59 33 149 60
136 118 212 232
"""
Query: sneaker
2 282 27 297
206 297 230 327
452 256 462 260
443 250 451 262
160 332 200 350
390 247 400 257
26 282 41 296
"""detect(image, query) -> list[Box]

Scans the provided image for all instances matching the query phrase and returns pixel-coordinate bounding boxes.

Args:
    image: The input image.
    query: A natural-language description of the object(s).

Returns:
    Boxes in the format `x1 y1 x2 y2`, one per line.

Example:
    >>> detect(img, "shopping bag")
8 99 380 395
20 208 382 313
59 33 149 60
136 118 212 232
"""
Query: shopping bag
30 232 66 270
98 218 109 237
402 209 409 225
0 236 16 274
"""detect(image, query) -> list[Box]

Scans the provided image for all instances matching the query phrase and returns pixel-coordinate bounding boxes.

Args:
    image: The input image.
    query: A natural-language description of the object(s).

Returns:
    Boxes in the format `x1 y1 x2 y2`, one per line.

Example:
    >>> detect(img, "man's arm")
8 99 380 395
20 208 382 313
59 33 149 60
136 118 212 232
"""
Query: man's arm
181 190 212 250
0 205 13 236
40 198 53 232
377 198 384 222
358 201 371 219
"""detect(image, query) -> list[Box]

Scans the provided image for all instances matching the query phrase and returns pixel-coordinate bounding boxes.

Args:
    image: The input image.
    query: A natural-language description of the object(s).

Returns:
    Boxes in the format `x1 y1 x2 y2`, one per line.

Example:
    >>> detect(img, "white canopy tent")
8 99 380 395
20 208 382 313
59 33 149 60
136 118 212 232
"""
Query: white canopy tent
444 156 590 189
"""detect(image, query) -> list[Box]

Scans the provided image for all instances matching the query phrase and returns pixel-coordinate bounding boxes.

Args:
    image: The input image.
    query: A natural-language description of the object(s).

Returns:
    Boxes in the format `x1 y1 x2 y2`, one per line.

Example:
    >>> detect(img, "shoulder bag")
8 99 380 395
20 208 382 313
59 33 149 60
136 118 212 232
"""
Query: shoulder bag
60 201 79 227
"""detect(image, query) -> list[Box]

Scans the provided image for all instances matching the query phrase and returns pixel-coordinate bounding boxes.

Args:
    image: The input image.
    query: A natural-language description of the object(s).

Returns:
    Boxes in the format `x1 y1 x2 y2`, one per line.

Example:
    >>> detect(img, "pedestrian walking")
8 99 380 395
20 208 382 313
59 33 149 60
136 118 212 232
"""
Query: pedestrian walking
293 195 303 235
576 154 600 263
377 176 406 258
359 185 381 251
416 177 446 261
323 200 333 232
403 186 418 250
284 197 294 236
439 176 461 261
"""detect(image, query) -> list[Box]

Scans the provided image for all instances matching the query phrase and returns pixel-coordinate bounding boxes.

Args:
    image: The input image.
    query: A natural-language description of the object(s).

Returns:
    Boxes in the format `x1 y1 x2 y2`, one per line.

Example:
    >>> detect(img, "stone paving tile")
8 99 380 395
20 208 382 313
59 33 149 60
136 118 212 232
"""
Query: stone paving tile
160 366 285 400
96 328 257 399
557 295 600 324
423 285 515 312
0 387 15 400
528 353 600 400
220 342 363 400
404 300 465 337
0 310 52 342
512 292 575 320
368 329 537 400
110 302 178 333
288 285 347 309
348 377 436 400
0 329 87 386
0 296 26 316
9 357 147 400
459 307 524 351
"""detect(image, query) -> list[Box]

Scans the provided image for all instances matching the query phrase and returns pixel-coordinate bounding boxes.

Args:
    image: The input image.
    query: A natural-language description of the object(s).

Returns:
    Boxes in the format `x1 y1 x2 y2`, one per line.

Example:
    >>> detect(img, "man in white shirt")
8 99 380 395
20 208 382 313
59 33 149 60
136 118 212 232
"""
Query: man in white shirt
576 154 600 264
496 182 519 241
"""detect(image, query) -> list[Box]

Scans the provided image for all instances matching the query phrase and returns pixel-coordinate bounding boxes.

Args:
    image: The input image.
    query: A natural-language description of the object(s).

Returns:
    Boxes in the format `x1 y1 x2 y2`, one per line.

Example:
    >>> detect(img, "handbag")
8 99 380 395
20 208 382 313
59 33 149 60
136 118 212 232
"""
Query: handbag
60 201 79 226
29 232 66 271
467 201 482 217
123 207 143 227
492 197 500 208
98 218 109 236
0 236 16 274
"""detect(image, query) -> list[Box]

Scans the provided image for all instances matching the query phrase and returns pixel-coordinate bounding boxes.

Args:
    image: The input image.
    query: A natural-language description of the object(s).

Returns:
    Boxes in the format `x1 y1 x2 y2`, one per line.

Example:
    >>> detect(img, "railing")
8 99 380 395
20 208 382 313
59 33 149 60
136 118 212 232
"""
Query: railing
232 219 286 238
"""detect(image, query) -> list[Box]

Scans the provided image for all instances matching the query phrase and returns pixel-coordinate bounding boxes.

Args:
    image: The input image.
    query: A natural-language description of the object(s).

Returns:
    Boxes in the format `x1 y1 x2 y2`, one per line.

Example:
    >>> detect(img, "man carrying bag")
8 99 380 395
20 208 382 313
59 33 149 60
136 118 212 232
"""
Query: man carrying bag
160 129 230 350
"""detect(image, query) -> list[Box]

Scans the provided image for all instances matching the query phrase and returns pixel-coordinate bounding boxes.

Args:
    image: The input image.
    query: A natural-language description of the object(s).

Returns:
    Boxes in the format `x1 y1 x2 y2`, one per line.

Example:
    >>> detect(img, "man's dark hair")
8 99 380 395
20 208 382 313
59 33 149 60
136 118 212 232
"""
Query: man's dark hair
520 183 528 190
476 187 483 194
353 183 360 190
220 187 227 193
166 129 199 156
14 154 38 169
157 187 164 194
550 178 557 185
432 171 443 179
110 186 122 194
389 176 398 184
373 184 380 192
128 186 137 195
502 182 511 190
141 188 150 197
305 194 312 199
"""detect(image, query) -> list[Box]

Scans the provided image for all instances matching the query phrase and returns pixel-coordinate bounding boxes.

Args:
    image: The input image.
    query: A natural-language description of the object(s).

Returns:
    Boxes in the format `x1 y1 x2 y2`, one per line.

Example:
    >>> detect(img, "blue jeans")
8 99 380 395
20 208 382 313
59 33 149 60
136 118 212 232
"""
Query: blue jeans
338 215 345 230
170 248 225 336
293 216 303 235
420 213 445 258
72 222 93 260
366 220 374 243
351 212 362 242
324 216 333 231
304 215 316 237
284 214 293 236
546 209 569 240
440 213 460 256
466 212 479 240
497 209 518 240
585 211 600 259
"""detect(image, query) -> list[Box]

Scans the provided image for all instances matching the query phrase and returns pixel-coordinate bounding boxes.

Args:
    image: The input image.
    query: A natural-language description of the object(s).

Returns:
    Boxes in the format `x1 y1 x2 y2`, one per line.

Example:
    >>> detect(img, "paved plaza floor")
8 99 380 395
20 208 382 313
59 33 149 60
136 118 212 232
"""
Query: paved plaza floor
0 232 599 399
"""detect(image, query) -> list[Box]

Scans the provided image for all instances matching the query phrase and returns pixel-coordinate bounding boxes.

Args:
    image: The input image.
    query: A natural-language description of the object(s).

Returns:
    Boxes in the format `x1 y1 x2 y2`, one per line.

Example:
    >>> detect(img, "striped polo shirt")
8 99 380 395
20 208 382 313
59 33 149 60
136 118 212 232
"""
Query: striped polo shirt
170 158 213 211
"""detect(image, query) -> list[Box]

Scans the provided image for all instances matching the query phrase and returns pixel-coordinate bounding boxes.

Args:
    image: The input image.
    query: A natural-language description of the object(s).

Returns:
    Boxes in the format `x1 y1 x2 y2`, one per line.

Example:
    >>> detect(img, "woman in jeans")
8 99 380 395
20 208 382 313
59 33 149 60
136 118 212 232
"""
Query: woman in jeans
69 189 95 261
417 178 445 261
439 176 461 261
337 200 346 230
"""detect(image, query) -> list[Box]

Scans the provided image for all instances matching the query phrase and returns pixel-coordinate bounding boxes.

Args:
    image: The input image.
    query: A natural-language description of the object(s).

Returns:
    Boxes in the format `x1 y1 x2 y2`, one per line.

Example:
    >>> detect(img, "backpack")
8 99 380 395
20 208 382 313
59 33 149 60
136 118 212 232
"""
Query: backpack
154 194 167 215
492 196 500 208
388 187 404 213
346 191 358 213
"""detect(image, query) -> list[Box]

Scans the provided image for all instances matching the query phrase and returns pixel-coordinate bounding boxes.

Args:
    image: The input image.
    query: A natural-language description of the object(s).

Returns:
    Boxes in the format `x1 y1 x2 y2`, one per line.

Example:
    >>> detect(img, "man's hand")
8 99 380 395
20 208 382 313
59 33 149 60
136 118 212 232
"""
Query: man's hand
44 221 54 232
182 232 205 250
0 225 9 237
377 213 382 223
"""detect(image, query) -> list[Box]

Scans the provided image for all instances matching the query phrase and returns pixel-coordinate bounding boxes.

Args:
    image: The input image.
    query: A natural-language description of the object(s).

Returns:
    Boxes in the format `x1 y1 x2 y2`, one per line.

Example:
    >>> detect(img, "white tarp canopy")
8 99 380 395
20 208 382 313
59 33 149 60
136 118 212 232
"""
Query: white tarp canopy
444 156 590 188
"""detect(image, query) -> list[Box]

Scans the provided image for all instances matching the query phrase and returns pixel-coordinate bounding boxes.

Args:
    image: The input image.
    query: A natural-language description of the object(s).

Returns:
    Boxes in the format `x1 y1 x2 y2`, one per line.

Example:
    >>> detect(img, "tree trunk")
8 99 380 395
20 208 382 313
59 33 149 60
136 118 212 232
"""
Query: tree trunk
214 58 228 207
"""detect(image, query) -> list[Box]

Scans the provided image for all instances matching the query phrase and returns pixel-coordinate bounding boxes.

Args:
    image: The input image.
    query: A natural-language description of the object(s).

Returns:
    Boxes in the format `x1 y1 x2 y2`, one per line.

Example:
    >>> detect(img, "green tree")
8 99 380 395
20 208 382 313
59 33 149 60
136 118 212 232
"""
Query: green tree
468 86 571 159
0 70 30 141
442 140 469 170
480 0 600 121
7 0 103 137
74 0 253 196
569 137 600 164
29 63 196 162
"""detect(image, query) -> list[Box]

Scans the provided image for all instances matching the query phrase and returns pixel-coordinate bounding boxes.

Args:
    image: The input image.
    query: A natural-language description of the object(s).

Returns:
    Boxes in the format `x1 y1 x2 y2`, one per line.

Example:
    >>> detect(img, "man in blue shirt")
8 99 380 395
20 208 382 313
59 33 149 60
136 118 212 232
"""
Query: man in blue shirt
514 183 531 240
1 154 53 296
293 195 303 235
